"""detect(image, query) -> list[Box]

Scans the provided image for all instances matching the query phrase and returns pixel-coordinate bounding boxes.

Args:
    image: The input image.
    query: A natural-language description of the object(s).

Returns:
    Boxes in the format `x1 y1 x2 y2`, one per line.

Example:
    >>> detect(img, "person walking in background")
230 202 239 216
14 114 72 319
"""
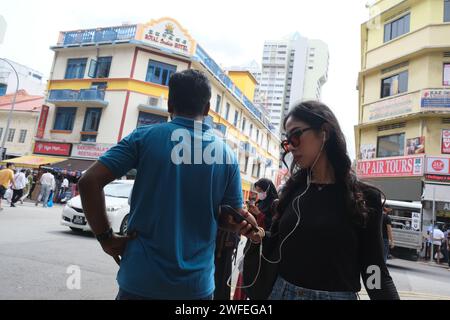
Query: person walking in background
248 178 279 231
11 169 27 207
382 207 395 263
0 163 16 210
35 170 55 208
20 170 32 204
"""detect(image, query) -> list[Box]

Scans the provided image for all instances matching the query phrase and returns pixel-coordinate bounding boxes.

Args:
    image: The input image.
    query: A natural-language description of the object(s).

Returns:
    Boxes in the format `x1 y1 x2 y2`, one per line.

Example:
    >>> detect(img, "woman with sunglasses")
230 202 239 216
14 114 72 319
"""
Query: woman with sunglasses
246 101 399 300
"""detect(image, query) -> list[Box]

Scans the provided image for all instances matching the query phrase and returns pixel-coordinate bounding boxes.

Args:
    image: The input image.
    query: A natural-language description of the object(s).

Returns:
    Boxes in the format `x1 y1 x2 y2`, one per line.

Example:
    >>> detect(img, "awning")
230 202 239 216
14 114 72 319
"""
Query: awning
362 177 423 201
1 155 66 169
41 159 95 178
422 183 450 202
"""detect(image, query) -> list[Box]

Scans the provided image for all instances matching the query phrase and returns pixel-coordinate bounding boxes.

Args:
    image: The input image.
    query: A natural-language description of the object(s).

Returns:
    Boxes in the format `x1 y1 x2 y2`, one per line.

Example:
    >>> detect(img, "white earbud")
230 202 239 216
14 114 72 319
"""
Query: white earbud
323 132 327 142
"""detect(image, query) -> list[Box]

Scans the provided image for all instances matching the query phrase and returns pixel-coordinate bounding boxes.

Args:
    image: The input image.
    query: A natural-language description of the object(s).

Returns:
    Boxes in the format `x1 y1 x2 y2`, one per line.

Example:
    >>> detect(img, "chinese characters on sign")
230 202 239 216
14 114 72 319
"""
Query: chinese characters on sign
141 18 195 55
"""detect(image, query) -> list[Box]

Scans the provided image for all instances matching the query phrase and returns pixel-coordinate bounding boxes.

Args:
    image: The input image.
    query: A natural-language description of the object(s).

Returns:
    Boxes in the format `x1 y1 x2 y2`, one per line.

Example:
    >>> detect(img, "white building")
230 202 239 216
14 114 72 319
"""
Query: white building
0 59 46 96
254 33 329 133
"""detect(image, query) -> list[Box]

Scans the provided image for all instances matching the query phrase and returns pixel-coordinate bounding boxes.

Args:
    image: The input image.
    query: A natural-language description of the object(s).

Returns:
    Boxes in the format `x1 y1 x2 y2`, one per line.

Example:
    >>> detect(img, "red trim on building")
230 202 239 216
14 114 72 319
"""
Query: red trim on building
118 91 131 142
130 47 139 78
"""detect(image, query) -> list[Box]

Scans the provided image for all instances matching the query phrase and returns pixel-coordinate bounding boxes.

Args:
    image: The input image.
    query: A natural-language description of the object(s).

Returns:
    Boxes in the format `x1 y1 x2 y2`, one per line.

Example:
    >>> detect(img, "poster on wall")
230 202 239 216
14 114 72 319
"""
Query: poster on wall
442 130 450 154
406 137 425 155
360 144 376 160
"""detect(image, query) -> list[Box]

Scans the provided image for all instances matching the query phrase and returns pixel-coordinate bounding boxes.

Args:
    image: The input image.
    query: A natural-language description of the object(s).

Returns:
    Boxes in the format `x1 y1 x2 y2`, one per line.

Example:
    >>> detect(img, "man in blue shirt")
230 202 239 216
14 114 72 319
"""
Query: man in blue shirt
78 70 263 300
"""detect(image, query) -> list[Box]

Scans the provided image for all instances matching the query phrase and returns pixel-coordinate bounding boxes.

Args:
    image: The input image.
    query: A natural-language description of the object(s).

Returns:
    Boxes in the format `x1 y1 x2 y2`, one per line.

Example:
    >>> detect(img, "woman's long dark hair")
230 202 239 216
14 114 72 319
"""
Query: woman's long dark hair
277 101 383 228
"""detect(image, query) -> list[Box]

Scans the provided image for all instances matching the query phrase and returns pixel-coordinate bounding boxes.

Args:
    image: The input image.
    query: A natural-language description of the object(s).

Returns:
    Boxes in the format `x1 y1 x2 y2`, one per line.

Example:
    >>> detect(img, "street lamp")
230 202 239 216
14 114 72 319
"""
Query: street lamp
0 58 19 161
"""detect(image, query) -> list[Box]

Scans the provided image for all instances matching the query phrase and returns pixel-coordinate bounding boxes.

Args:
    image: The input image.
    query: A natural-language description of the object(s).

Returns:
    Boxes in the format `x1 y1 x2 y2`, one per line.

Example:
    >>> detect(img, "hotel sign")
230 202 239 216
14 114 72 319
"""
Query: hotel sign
139 18 196 55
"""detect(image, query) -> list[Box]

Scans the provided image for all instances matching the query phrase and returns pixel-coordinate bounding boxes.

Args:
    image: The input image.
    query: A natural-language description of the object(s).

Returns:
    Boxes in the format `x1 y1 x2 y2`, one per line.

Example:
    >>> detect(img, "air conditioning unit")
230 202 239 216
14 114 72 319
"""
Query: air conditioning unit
148 96 160 107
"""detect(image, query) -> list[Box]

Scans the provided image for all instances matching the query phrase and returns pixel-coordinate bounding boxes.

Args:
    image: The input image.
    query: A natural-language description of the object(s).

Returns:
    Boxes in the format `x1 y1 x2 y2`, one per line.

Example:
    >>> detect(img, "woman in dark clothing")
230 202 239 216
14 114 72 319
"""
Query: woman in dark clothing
248 179 278 231
245 101 399 300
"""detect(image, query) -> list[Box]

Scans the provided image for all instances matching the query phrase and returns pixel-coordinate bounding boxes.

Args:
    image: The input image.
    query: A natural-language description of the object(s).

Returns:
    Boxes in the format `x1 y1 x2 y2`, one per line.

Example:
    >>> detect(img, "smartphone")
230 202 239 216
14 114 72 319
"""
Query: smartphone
220 205 259 232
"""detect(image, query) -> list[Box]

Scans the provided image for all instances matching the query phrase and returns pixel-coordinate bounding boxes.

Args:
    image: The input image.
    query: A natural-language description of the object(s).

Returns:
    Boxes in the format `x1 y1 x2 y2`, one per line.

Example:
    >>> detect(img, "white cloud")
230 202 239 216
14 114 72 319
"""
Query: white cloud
0 0 371 159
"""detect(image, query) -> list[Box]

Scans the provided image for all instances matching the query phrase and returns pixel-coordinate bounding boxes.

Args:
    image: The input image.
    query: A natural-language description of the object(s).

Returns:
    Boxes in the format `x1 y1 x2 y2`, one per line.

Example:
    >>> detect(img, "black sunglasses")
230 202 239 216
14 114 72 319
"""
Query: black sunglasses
280 127 314 153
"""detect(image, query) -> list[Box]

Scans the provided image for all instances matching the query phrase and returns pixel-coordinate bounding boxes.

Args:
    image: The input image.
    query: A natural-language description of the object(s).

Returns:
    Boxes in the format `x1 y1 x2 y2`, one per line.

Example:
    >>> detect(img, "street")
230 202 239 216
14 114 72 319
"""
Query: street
0 202 449 300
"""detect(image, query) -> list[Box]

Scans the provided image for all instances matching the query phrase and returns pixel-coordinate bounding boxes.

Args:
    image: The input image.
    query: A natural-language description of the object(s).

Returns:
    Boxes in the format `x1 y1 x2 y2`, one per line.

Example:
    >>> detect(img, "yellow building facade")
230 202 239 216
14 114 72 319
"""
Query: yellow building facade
356 0 450 225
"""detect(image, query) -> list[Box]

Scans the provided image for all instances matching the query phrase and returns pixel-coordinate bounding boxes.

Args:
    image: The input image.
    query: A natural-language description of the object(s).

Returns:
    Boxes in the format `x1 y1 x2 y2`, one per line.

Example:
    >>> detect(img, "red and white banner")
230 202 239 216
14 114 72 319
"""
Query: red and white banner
356 155 425 178
442 130 450 154
426 157 450 175
36 105 49 139
34 142 72 156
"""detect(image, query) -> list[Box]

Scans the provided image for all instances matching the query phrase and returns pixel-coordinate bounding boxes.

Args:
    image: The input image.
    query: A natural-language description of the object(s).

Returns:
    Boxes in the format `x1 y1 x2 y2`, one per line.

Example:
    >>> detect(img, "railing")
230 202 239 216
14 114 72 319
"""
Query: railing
48 89 105 101
194 45 276 133
60 25 137 46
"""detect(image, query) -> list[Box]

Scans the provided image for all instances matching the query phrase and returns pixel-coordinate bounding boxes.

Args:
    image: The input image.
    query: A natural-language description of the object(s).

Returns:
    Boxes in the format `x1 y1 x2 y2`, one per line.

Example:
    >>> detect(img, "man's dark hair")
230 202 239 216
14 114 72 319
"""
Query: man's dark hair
6 163 13 168
168 69 211 117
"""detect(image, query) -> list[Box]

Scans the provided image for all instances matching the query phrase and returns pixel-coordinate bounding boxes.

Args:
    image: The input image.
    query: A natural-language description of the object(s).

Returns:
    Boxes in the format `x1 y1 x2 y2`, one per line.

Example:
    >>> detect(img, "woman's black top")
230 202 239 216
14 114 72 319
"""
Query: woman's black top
275 183 399 300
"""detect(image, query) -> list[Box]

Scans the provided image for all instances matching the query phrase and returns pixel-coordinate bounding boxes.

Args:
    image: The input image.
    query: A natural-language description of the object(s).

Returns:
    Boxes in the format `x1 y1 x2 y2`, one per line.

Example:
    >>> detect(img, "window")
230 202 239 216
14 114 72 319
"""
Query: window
81 134 97 143
7 129 15 142
244 156 249 173
88 56 112 78
65 58 87 79
53 107 77 131
145 60 177 86
445 0 450 22
249 124 253 138
0 128 3 140
19 130 27 143
215 95 222 113
137 112 168 127
384 14 410 42
252 163 261 178
225 103 230 120
233 111 239 127
444 63 450 86
82 108 102 132
256 129 260 142
377 133 405 158
0 84 6 96
242 117 246 132
381 71 408 98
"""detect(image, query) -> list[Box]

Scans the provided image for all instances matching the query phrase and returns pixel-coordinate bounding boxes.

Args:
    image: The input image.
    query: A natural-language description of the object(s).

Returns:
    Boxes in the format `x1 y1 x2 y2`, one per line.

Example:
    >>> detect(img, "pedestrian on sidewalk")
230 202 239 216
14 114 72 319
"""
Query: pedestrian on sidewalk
248 178 279 231
245 101 400 300
78 70 261 300
19 170 32 204
11 169 27 207
432 225 445 264
27 172 36 200
382 207 395 263
35 170 55 208
0 163 16 210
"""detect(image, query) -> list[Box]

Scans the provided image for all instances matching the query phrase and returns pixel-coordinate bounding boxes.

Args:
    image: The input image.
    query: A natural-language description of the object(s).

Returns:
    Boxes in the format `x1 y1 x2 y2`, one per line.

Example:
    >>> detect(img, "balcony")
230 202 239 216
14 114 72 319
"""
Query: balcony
364 24 450 71
48 89 108 108
57 25 137 47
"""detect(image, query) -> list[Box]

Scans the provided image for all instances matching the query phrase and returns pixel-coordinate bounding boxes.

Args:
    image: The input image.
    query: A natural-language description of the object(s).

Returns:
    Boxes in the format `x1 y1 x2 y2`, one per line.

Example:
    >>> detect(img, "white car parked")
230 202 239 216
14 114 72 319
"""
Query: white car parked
61 180 134 234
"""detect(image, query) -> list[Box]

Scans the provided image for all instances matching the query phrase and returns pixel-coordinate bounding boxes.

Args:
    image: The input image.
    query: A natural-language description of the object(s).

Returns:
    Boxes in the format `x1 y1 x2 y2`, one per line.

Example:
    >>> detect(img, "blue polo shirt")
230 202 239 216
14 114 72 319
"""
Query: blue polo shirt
98 117 243 299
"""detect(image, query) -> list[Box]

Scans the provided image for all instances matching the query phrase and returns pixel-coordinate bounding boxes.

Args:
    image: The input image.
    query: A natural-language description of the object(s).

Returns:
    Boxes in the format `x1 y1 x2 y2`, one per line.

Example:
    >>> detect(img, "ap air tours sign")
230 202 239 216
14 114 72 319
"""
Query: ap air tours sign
138 17 196 56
